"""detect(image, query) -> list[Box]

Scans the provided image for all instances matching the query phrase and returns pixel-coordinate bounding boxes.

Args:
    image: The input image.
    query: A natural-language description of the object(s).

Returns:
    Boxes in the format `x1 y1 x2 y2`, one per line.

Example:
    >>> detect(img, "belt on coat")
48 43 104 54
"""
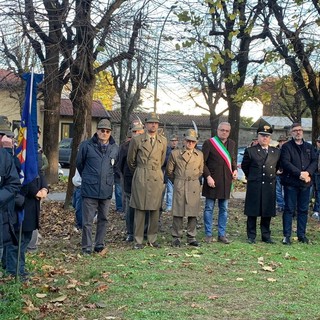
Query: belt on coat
137 164 159 170
175 177 198 181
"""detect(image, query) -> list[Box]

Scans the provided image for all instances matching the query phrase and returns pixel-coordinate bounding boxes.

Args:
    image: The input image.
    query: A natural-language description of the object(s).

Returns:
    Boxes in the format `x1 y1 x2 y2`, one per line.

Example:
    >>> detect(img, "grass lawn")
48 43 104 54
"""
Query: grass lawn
1 181 320 320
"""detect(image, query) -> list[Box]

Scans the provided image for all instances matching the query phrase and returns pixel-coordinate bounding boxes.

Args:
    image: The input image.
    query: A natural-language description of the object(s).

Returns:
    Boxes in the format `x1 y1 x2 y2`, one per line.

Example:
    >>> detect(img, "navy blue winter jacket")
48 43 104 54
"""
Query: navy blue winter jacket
280 139 317 187
76 134 119 199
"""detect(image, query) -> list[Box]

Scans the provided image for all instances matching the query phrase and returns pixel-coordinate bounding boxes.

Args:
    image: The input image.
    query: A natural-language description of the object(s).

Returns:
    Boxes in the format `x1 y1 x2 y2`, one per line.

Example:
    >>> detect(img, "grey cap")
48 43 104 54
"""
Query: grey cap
277 135 288 142
145 112 160 123
184 129 198 142
0 122 14 137
131 119 144 132
170 134 179 141
97 118 112 130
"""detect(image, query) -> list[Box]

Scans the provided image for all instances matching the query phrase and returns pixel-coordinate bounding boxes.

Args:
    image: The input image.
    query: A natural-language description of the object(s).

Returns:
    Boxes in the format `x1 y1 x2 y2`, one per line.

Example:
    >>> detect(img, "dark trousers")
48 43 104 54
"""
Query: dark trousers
283 185 310 238
246 216 272 240
5 230 33 276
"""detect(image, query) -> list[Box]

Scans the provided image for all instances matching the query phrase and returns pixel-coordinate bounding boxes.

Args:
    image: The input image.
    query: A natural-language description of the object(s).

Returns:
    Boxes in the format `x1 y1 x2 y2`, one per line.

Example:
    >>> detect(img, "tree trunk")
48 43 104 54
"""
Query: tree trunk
228 100 241 149
42 52 64 185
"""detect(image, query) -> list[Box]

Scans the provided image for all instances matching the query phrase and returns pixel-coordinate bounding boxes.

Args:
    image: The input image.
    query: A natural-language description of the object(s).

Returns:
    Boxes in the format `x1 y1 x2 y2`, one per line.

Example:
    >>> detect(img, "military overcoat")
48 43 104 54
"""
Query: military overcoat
241 144 281 217
127 132 167 210
166 147 203 217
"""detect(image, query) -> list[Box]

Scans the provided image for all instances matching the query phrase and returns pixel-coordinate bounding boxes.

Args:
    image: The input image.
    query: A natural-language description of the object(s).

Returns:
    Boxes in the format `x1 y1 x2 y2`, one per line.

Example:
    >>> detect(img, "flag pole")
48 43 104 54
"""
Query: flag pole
15 211 24 282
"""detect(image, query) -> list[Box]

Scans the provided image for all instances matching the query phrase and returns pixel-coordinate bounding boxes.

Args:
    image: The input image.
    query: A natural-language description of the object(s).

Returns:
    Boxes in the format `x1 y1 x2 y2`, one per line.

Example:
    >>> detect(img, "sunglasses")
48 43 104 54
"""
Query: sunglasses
99 129 111 133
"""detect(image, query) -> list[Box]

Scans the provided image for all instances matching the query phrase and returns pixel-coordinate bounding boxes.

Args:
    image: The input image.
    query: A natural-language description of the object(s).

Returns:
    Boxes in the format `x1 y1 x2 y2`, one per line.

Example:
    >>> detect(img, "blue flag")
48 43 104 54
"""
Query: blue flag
15 72 43 185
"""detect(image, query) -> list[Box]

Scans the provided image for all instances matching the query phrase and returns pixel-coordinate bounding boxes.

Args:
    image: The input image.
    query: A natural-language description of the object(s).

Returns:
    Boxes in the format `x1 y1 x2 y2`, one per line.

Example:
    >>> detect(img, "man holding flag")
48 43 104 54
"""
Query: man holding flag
4 72 48 279
202 122 238 244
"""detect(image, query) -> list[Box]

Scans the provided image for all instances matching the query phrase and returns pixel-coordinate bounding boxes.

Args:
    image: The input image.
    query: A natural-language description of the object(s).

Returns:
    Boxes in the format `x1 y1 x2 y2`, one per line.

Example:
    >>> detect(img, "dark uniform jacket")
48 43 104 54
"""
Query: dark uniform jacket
280 139 317 188
202 138 237 199
0 149 21 245
76 133 119 200
118 140 133 194
241 144 280 217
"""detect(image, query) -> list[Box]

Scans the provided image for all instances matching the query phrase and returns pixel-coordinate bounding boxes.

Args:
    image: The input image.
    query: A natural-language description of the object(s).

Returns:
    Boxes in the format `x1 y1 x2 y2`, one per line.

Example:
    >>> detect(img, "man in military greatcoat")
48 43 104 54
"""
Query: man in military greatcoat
166 129 203 247
241 125 281 244
127 112 167 249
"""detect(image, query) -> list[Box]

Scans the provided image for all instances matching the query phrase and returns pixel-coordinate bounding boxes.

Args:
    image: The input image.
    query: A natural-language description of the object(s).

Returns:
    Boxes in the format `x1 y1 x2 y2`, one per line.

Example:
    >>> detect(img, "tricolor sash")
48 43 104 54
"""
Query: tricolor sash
209 136 233 174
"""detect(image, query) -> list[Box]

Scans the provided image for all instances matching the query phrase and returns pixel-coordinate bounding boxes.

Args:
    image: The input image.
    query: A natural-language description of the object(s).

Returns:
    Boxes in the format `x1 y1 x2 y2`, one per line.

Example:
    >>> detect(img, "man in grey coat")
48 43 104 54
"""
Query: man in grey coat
76 119 119 254
127 112 167 249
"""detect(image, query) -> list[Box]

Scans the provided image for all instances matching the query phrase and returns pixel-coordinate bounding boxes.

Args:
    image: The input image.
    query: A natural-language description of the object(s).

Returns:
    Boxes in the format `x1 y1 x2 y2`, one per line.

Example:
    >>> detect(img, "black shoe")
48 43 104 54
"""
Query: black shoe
282 237 291 245
133 243 144 250
262 238 275 244
172 238 181 247
82 249 92 255
247 238 256 244
298 236 309 244
94 246 105 253
148 242 161 248
188 240 200 247
126 235 134 242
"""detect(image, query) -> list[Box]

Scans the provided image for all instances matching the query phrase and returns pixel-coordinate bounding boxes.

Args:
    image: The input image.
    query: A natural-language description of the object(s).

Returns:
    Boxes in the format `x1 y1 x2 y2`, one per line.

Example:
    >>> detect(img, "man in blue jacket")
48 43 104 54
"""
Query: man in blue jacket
76 119 119 254
280 123 317 245
0 142 21 261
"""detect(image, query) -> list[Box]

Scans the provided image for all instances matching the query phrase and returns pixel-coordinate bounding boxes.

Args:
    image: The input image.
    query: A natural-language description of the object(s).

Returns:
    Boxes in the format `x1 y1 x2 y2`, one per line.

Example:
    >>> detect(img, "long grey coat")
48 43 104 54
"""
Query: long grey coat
127 132 167 210
166 147 203 217
241 144 280 217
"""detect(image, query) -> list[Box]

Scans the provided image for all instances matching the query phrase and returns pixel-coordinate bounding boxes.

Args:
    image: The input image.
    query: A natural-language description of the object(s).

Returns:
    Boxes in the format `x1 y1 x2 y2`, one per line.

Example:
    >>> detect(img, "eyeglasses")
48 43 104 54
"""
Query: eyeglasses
186 140 196 143
292 129 303 133
99 129 111 134
218 129 230 133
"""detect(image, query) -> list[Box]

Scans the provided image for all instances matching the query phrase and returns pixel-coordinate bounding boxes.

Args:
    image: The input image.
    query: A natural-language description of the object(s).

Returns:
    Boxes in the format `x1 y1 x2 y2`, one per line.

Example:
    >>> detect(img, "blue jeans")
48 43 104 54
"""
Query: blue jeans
165 179 173 210
114 183 123 212
5 230 33 276
283 185 310 238
203 198 228 237
276 176 284 209
72 187 83 229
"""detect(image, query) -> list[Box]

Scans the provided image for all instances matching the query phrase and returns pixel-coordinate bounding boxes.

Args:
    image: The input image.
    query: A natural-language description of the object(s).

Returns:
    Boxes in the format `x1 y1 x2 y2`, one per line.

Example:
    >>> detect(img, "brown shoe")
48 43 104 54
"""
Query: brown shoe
205 236 213 243
218 236 230 244
148 242 161 248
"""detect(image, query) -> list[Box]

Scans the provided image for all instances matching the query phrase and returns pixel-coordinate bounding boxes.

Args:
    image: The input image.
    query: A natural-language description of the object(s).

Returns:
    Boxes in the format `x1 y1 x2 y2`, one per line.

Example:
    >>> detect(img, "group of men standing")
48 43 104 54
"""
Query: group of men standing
242 123 317 245
75 114 318 253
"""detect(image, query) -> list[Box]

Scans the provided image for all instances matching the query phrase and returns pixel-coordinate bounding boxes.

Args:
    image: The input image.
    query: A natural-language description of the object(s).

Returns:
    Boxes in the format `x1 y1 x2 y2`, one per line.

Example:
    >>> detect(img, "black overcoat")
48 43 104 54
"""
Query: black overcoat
20 173 47 232
202 138 237 199
241 144 280 217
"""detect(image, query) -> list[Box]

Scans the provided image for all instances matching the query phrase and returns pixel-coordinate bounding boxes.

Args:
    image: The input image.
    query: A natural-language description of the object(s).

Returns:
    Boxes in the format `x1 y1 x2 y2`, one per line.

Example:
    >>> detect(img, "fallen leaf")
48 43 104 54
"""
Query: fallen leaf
36 293 47 298
50 295 67 303
95 301 107 308
257 257 264 265
267 278 277 282
96 284 109 293
236 278 244 281
98 248 108 256
208 295 219 300
262 266 274 272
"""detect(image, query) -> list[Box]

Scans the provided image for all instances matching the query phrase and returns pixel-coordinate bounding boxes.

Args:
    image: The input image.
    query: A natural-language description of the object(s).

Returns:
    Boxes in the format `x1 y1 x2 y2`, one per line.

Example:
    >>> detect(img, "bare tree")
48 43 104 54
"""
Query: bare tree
1 0 148 207
267 0 320 141
174 0 271 146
